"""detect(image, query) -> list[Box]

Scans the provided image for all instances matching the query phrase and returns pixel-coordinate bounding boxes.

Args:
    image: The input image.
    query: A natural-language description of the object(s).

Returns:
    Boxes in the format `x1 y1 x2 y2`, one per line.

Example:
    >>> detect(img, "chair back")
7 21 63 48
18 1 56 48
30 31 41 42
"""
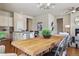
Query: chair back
55 36 67 56
75 34 79 40
59 32 69 36
34 31 39 37
75 34 79 44
59 32 70 47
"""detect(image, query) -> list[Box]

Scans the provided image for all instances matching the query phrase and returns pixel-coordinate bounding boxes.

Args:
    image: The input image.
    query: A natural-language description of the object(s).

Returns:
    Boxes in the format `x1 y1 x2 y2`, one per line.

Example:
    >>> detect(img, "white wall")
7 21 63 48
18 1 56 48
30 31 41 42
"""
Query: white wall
55 14 70 33
48 14 57 34
32 14 48 31
63 14 70 32
13 12 33 31
70 12 79 36
56 12 79 36
32 13 57 34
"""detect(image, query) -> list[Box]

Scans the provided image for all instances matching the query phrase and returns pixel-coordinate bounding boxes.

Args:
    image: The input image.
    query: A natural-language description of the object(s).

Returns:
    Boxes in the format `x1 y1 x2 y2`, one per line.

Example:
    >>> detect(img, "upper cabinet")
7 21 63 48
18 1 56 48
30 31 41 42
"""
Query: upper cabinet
8 17 13 26
0 15 13 27
13 12 33 31
13 12 26 31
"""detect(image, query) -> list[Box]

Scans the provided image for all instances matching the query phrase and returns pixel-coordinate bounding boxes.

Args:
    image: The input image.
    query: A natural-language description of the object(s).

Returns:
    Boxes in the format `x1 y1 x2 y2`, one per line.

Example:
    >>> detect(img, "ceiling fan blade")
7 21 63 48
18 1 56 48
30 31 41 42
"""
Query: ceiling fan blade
64 7 76 14
76 7 79 11
64 10 72 14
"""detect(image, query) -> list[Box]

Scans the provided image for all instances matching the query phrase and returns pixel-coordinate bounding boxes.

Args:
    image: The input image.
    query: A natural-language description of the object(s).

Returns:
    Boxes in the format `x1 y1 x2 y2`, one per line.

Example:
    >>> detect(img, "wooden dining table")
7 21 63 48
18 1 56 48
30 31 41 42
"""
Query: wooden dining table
11 35 64 56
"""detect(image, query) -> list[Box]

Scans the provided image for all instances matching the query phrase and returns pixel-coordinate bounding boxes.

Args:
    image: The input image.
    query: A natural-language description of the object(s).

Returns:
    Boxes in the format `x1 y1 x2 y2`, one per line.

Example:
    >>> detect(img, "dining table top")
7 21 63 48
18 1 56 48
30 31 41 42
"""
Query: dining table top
11 35 64 56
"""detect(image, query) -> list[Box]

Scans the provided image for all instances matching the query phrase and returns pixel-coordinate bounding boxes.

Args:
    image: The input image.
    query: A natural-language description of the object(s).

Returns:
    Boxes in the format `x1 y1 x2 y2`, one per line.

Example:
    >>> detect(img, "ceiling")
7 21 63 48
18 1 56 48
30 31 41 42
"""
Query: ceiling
0 3 79 17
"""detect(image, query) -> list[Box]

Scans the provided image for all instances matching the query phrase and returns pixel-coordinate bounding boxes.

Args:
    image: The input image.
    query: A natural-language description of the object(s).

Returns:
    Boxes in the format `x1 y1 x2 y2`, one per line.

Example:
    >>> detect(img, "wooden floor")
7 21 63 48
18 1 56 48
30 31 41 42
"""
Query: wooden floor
67 47 79 56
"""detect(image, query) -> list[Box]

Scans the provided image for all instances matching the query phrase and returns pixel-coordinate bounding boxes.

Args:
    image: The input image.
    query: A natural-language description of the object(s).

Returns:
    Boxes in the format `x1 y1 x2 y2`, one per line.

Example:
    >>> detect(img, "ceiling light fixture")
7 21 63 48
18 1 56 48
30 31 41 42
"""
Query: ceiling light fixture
37 3 55 10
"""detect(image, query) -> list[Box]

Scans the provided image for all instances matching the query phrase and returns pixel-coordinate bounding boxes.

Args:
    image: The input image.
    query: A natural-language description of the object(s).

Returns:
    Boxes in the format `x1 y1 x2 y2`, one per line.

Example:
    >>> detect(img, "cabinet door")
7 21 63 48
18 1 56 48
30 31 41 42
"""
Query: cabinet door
0 16 3 26
0 16 13 26
14 12 28 31
8 17 13 26
3 16 13 26
3 16 8 26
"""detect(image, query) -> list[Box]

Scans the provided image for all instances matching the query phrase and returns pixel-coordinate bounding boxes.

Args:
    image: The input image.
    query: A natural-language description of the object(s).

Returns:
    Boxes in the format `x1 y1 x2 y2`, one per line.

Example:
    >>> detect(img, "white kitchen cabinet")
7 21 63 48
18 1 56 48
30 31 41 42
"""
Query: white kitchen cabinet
8 17 13 26
0 15 13 26
3 16 8 26
13 32 30 41
14 12 26 31
13 32 23 40
0 16 3 26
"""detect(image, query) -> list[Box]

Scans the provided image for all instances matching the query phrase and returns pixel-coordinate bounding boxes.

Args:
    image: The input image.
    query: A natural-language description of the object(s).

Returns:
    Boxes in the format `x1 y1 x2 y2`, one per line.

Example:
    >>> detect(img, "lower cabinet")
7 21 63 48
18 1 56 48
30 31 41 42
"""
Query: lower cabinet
13 32 31 41
0 39 15 53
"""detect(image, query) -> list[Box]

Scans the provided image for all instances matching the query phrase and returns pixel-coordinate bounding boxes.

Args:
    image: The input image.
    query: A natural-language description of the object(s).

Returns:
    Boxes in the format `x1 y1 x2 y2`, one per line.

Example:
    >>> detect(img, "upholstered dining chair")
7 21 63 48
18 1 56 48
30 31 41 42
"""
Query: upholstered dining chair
43 36 68 56
54 37 67 56
59 32 69 36
59 32 71 47
75 34 79 48
34 31 39 37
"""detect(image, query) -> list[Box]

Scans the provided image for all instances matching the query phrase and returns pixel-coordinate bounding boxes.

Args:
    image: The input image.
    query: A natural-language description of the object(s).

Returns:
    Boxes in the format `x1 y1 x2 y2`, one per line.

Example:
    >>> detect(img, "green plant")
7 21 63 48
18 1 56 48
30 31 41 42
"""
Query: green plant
42 28 51 38
0 32 6 39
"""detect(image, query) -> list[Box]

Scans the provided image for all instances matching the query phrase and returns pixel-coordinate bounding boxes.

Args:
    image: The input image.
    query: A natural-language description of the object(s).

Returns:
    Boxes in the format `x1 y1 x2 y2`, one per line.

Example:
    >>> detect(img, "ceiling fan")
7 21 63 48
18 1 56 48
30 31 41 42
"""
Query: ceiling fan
64 7 79 14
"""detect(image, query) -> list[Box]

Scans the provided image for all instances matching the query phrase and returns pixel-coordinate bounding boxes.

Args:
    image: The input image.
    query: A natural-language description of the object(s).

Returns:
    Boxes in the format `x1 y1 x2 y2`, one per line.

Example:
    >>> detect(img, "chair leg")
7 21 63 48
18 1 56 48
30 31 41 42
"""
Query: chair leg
76 44 78 48
68 43 70 47
70 41 72 45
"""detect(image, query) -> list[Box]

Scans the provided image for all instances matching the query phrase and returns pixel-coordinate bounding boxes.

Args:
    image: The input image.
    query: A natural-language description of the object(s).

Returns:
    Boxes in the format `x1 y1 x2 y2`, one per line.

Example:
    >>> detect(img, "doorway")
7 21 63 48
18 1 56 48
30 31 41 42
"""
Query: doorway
26 18 32 31
57 18 63 33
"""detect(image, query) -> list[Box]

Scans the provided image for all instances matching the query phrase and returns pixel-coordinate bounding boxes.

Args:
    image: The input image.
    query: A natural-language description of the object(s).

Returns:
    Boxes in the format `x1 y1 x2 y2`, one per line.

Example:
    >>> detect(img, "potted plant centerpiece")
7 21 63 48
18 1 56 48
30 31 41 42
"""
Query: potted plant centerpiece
42 28 52 39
